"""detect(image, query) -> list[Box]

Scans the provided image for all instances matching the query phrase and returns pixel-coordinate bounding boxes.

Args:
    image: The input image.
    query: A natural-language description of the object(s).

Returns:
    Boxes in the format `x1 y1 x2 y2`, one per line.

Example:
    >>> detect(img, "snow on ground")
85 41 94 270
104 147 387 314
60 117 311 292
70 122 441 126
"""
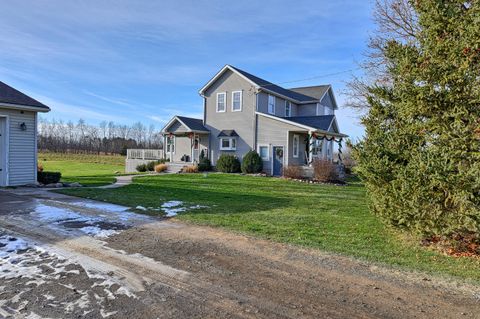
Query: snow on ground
0 233 137 318
161 201 209 217
79 226 119 238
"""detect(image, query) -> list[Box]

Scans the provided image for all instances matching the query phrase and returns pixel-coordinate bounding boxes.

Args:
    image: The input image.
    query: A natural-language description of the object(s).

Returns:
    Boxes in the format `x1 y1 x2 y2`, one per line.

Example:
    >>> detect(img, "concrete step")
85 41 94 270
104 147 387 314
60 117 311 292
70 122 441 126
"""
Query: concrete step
166 163 185 173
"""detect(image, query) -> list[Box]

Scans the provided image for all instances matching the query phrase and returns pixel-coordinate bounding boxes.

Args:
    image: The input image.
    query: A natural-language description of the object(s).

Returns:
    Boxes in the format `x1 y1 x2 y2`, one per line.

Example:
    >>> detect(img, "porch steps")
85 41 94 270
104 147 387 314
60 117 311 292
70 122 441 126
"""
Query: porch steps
166 163 185 174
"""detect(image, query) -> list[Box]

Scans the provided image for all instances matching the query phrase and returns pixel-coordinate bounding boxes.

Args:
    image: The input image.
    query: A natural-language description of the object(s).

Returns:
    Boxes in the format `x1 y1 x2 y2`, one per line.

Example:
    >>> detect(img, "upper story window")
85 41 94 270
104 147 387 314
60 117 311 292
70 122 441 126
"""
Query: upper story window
268 95 275 114
217 92 226 112
285 101 291 117
219 138 236 151
232 91 242 112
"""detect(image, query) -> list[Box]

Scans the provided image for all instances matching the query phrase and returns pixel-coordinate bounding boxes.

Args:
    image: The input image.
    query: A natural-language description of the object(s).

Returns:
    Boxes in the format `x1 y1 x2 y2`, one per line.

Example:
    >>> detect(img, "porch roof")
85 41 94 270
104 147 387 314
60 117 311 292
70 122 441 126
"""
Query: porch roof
162 115 210 134
256 112 348 138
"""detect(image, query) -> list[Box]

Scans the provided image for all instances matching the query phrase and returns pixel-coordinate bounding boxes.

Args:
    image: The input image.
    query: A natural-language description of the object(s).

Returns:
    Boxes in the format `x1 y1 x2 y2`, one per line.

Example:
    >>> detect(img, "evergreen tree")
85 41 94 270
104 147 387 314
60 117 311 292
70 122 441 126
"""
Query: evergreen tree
353 1 480 239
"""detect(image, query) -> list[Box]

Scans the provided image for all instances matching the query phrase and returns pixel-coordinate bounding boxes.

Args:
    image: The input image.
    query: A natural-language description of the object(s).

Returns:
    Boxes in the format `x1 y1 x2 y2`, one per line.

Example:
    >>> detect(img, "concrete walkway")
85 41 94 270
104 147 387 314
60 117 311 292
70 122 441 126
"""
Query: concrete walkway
97 174 146 189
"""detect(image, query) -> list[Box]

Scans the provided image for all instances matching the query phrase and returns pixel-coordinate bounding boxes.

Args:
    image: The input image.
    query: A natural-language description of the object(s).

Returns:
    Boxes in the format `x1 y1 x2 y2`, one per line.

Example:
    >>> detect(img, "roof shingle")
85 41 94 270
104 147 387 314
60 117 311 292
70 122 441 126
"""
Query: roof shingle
177 116 209 132
0 81 50 110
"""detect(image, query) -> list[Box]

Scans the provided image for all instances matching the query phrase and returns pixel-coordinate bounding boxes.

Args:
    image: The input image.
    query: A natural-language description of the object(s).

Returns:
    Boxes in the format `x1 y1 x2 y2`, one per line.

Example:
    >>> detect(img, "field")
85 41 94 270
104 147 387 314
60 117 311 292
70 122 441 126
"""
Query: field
38 152 126 186
58 173 480 282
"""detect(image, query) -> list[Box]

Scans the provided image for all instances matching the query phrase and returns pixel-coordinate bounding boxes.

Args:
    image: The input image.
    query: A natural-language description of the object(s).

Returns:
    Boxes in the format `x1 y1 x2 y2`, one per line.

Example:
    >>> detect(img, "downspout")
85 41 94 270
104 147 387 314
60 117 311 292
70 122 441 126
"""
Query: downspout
253 91 258 151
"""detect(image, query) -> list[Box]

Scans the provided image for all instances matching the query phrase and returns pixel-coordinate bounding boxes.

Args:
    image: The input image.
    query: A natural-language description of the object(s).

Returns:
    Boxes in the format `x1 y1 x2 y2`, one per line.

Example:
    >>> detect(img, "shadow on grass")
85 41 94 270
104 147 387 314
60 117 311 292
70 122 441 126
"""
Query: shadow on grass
59 182 292 216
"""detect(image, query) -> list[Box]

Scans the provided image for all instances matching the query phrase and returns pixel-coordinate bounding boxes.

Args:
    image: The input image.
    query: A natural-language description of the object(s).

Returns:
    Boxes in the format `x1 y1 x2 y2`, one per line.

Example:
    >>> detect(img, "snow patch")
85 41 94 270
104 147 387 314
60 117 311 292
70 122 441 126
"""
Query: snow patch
135 205 147 211
79 226 119 238
160 201 208 217
70 201 130 213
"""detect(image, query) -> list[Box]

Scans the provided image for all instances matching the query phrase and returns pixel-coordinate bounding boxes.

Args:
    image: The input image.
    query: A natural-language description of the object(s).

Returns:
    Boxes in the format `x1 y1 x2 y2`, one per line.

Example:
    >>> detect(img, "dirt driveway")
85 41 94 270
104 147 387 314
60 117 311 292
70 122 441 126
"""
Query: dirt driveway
0 189 478 318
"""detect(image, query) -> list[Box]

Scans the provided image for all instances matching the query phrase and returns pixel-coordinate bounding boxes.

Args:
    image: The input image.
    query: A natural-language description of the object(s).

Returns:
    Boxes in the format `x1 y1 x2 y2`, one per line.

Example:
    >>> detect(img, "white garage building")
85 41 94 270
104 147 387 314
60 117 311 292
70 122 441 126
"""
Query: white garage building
0 81 50 186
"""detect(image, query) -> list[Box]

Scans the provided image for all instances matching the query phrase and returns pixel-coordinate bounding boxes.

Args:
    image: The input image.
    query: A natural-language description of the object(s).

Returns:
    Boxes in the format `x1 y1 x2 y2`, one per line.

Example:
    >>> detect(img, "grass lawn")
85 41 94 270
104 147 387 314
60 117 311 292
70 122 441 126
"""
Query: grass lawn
58 173 480 282
38 152 126 186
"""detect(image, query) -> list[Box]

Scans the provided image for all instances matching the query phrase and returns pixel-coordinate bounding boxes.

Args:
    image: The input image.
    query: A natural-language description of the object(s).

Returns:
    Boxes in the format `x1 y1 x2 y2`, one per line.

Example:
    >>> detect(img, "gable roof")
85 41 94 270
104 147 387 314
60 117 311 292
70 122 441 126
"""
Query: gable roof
218 129 238 137
199 65 319 104
162 115 209 133
289 85 330 100
0 81 50 111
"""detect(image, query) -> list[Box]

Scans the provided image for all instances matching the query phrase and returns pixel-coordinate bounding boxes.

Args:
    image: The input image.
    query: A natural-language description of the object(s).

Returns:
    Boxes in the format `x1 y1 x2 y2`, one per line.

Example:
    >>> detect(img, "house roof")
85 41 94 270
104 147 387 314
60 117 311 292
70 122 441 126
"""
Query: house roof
176 116 209 132
0 81 50 111
285 115 335 131
199 65 322 104
218 129 238 137
288 85 330 100
228 66 318 103
256 112 348 137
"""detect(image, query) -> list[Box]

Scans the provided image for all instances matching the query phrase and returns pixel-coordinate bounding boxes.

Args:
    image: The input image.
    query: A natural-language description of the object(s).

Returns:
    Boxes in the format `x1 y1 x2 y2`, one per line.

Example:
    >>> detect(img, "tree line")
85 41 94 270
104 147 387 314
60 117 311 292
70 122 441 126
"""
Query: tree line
38 117 163 155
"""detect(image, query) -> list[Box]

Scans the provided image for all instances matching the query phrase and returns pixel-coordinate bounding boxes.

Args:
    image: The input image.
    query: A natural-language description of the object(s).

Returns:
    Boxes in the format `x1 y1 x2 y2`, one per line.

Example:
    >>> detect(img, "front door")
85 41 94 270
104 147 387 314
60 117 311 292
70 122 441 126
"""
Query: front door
272 146 284 176
0 117 6 186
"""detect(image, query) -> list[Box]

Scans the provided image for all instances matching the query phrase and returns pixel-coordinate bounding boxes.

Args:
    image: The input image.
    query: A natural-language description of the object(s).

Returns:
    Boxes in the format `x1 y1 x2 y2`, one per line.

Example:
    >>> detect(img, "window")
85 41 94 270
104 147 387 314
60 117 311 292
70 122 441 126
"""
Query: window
232 91 242 111
258 145 269 161
217 92 226 112
285 101 291 117
293 134 299 158
166 136 175 153
268 95 275 114
219 138 236 150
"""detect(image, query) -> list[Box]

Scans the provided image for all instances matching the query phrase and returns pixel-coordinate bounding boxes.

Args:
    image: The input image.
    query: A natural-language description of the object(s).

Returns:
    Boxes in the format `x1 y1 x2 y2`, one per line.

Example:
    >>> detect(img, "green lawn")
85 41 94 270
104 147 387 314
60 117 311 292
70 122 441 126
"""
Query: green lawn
38 152 126 186
58 173 480 282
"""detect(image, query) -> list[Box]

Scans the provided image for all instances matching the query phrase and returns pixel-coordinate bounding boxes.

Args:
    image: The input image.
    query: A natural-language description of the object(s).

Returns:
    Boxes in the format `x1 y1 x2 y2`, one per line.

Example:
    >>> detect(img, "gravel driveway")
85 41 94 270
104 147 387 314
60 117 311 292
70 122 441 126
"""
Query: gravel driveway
0 189 478 318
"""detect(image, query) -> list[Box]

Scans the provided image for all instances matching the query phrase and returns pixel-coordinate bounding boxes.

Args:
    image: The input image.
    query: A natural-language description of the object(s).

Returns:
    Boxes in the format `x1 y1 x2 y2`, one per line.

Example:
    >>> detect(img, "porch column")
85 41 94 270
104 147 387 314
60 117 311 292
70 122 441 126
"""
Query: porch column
192 132 196 163
308 131 314 165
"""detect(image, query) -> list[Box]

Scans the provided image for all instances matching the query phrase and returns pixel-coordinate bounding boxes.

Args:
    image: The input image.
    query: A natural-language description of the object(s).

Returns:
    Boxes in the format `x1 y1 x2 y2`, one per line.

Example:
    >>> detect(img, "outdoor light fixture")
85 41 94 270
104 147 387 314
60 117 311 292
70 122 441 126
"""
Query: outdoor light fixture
19 122 27 131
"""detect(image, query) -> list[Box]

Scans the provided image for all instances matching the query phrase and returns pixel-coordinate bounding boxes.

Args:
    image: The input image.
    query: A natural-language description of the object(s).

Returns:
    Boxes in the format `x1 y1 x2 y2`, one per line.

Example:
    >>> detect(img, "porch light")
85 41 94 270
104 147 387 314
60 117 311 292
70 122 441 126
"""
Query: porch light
19 122 27 131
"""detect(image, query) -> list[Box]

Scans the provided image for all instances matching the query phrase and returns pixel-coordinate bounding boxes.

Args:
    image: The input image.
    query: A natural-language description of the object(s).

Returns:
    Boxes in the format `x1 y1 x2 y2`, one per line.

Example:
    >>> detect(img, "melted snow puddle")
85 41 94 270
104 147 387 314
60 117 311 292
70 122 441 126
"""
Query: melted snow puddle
32 203 128 239
0 233 137 318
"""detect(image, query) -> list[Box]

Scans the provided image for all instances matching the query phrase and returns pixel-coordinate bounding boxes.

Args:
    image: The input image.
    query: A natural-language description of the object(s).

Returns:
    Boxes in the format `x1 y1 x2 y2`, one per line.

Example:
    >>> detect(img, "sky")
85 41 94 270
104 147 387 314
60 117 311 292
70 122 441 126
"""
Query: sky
0 0 375 140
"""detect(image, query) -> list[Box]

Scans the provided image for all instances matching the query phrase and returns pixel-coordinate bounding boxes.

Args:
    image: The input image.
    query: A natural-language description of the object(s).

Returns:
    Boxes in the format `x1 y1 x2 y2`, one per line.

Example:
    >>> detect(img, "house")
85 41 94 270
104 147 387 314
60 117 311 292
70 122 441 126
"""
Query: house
0 82 50 186
161 65 347 176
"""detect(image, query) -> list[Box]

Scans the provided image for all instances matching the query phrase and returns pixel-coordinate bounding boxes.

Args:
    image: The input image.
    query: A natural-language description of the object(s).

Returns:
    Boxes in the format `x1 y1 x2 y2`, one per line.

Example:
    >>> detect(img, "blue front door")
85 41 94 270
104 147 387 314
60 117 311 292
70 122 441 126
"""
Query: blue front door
272 146 284 176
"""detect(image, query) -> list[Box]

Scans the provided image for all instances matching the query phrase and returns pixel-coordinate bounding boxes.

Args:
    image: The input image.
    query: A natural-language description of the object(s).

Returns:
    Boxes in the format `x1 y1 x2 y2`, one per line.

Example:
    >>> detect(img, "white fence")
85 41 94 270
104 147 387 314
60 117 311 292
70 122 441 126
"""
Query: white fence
126 149 163 160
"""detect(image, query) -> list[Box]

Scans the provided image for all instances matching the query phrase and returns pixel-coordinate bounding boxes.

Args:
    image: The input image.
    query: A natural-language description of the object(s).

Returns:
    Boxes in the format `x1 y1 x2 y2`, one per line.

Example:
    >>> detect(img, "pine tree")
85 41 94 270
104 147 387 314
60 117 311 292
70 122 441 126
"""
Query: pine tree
353 1 480 239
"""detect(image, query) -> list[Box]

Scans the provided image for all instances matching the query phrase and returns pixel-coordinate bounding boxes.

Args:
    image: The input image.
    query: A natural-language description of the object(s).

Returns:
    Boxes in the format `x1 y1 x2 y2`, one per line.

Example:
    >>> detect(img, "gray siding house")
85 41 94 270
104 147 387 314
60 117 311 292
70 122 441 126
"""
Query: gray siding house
162 65 347 176
0 82 50 186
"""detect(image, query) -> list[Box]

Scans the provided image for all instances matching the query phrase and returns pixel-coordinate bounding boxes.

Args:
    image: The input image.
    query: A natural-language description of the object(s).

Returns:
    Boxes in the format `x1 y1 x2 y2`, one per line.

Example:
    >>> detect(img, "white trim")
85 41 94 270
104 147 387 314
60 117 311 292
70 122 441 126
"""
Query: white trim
292 134 300 158
257 144 270 161
0 102 50 113
267 95 275 115
219 137 236 151
0 114 10 186
34 112 38 184
216 92 226 113
255 112 348 138
285 100 291 117
316 103 323 116
231 90 242 112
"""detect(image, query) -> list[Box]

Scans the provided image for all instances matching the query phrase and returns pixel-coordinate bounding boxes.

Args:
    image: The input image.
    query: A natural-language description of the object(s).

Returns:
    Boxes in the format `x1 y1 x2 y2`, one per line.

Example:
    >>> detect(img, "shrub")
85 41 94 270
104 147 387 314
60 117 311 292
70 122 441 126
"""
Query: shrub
198 157 212 172
37 163 44 173
154 164 168 173
199 149 205 160
216 154 241 173
312 159 338 183
146 161 156 171
241 150 263 174
283 165 303 179
37 171 62 184
183 165 198 173
136 163 147 172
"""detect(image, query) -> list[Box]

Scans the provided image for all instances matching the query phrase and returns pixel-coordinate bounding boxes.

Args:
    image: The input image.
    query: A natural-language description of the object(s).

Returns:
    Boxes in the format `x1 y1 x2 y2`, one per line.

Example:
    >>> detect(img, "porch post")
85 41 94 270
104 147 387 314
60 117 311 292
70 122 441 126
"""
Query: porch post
192 132 196 164
308 131 314 165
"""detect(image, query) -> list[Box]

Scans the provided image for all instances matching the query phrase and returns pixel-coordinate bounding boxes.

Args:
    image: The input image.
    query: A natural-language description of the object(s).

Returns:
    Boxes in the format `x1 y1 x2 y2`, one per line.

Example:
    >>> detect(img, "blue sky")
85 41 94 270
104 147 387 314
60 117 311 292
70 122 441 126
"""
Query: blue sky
0 0 374 140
